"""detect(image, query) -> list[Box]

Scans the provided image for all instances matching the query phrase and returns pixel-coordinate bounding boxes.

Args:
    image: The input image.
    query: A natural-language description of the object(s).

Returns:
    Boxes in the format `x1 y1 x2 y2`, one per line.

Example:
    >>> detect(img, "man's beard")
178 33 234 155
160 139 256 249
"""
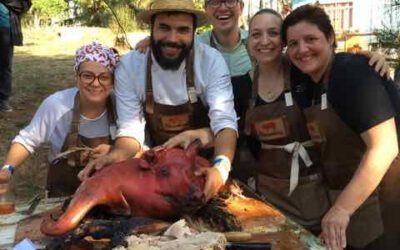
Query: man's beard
151 37 193 71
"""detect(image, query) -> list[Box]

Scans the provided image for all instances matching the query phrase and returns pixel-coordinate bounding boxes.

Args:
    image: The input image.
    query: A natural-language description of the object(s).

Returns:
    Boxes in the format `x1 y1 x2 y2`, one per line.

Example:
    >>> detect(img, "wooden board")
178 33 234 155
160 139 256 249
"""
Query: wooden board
0 197 67 249
225 195 286 230
14 208 63 248
251 231 308 250
14 208 109 250
9 191 326 250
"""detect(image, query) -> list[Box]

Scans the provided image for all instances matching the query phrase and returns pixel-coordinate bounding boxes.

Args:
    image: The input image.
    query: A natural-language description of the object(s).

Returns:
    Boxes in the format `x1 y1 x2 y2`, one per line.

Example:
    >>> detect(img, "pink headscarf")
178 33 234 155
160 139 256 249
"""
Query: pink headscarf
74 41 120 73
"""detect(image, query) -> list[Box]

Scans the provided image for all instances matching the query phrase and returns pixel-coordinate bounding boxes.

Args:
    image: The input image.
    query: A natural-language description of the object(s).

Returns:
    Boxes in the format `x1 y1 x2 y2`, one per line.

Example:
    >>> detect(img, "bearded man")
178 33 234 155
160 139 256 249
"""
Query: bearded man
79 0 238 200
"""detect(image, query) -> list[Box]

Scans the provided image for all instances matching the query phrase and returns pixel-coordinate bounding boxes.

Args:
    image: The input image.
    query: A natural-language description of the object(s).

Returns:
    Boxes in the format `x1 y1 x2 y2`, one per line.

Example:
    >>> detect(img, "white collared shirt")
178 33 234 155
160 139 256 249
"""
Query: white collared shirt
12 88 110 162
114 41 238 147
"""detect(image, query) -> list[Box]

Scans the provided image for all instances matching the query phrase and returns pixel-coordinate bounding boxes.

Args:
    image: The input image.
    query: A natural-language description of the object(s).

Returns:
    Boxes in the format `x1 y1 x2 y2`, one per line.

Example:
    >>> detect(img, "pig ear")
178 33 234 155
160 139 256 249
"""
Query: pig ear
185 139 202 158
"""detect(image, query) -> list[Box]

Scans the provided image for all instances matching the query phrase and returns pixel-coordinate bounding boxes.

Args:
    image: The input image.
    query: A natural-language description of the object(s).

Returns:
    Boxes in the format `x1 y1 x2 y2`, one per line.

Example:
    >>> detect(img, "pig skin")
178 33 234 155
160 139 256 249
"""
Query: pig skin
41 141 210 236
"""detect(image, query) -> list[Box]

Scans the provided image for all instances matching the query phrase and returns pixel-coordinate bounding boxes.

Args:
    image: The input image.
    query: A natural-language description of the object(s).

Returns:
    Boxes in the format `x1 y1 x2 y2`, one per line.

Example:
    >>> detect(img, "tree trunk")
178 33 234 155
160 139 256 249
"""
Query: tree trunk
33 12 40 28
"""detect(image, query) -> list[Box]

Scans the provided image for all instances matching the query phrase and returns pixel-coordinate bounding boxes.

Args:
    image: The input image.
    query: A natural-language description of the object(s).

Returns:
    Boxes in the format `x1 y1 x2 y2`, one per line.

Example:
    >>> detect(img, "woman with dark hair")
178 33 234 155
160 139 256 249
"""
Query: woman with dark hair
282 4 400 250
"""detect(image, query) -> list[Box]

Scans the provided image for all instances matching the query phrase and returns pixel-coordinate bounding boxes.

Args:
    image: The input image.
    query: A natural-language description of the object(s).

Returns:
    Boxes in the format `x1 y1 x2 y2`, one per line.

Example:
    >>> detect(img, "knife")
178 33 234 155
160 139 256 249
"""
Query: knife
23 194 41 215
226 242 272 250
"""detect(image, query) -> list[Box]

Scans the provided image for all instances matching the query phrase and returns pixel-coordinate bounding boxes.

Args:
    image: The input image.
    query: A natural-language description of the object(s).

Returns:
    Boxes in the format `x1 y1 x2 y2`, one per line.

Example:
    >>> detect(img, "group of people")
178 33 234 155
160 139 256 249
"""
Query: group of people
0 0 399 249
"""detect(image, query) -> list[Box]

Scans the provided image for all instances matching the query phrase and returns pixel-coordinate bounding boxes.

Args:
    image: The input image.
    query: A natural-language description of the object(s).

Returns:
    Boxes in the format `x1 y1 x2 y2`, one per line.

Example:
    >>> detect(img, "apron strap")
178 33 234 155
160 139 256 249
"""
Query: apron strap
145 52 155 114
261 140 314 196
106 94 117 140
209 31 217 49
282 57 294 107
145 50 197 114
248 65 259 111
186 50 198 104
249 57 293 110
64 92 81 167
318 53 334 110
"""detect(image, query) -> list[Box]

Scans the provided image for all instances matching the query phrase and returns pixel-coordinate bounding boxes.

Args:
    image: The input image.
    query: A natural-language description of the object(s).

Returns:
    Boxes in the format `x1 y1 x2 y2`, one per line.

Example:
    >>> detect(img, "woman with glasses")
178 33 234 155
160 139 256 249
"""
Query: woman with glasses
0 41 120 197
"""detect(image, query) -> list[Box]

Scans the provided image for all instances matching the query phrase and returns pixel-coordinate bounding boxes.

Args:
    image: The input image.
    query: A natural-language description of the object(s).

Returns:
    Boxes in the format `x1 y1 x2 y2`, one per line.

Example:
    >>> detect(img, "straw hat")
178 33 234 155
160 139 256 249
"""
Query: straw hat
138 0 209 27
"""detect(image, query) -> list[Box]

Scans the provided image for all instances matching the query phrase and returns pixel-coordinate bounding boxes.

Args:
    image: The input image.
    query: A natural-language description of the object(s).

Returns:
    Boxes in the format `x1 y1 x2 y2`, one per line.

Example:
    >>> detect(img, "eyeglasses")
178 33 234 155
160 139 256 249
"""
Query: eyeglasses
206 0 239 8
78 71 113 86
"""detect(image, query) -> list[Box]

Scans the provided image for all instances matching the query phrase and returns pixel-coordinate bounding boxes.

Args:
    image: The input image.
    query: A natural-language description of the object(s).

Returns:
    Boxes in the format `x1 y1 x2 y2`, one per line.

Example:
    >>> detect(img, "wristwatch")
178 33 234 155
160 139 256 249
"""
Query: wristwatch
1 164 14 175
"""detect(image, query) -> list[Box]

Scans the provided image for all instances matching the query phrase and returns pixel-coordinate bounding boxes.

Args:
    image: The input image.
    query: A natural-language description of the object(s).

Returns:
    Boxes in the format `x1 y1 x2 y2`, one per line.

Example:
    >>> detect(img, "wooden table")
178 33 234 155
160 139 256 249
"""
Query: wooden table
0 197 66 249
0 197 327 250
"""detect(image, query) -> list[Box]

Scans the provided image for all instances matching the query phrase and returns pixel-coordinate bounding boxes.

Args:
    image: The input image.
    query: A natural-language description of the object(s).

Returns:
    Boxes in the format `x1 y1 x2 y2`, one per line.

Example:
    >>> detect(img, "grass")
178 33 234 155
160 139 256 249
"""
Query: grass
0 27 124 202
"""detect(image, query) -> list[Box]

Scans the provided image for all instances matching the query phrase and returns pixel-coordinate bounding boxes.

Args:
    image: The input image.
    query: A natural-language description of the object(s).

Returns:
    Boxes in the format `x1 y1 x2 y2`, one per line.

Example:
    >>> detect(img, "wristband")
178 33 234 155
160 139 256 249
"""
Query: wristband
1 164 14 175
212 155 231 184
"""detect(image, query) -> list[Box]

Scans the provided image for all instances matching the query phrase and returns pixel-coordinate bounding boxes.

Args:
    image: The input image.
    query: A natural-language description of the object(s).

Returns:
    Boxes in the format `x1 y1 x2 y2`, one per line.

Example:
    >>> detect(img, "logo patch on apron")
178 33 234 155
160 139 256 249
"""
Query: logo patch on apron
255 117 288 140
160 114 190 131
307 121 325 144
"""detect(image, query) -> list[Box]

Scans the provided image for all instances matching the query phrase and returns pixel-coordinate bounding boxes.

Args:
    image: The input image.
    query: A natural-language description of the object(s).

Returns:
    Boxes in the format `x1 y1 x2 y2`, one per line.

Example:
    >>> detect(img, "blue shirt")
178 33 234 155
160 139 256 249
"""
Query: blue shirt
0 3 10 28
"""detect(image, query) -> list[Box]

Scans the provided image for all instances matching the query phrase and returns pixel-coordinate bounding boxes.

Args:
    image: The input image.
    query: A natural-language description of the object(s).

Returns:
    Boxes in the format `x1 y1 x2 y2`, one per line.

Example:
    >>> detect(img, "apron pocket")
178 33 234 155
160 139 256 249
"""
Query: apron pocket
258 174 329 232
293 174 330 222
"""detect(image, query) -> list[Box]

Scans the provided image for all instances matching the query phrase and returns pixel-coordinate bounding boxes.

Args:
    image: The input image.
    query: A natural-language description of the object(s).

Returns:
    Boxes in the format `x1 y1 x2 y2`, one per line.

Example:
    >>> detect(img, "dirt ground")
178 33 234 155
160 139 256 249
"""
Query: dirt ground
0 27 138 202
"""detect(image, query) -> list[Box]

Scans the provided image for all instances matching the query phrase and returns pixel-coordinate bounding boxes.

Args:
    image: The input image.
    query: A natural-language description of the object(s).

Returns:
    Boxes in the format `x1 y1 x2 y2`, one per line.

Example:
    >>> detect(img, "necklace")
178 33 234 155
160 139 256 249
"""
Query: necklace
264 88 282 101
258 73 285 102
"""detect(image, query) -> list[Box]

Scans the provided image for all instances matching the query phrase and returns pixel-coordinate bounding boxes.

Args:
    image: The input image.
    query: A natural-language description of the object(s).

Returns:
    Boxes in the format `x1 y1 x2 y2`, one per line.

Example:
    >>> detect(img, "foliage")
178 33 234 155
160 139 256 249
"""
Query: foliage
30 0 68 25
75 0 110 26
374 0 400 67
375 27 400 49
27 0 208 29
72 0 147 28
109 3 139 33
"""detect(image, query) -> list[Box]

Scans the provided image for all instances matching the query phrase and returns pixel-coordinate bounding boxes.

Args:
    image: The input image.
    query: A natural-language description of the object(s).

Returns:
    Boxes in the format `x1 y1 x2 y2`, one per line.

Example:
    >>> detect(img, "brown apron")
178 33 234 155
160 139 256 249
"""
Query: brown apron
46 92 116 197
303 85 384 248
379 154 400 249
244 63 329 233
144 51 210 146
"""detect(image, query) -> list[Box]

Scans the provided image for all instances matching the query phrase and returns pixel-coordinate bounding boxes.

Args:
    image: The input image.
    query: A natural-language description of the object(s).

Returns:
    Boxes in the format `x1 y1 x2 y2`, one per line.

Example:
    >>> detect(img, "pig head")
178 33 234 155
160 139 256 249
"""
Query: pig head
41 140 210 236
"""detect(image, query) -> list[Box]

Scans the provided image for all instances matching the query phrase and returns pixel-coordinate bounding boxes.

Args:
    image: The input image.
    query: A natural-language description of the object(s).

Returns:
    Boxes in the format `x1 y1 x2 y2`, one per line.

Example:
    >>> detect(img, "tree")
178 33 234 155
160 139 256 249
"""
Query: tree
374 0 400 68
31 0 68 27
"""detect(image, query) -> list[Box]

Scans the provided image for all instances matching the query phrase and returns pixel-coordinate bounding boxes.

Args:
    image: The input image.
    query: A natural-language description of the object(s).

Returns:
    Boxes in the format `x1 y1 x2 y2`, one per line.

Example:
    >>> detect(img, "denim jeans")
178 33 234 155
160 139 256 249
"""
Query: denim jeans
0 26 13 101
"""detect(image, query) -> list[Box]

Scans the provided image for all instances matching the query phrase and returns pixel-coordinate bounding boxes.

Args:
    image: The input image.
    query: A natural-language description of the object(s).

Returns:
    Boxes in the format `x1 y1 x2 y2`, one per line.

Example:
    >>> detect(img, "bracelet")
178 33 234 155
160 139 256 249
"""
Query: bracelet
212 155 231 184
1 164 15 175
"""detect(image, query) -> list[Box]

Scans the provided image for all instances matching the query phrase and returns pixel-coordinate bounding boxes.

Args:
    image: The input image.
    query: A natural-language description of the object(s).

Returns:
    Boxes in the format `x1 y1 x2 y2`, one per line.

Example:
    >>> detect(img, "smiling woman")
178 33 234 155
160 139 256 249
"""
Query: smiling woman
282 4 400 250
0 42 120 198
243 8 329 235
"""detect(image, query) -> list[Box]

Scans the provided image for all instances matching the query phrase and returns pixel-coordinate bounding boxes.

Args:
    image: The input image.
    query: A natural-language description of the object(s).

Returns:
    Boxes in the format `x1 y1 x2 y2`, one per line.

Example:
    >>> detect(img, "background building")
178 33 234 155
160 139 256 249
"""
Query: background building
291 0 398 52
242 0 292 24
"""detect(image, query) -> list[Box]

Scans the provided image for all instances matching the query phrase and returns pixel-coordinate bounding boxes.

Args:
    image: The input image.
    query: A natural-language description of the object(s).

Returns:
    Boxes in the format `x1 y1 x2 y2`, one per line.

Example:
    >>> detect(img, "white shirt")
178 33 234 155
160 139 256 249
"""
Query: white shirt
12 88 110 163
115 41 238 147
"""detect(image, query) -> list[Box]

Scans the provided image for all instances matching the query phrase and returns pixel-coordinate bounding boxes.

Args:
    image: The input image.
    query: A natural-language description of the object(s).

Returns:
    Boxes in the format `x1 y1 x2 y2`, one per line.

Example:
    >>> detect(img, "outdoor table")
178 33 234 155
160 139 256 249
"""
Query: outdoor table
0 196 326 250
